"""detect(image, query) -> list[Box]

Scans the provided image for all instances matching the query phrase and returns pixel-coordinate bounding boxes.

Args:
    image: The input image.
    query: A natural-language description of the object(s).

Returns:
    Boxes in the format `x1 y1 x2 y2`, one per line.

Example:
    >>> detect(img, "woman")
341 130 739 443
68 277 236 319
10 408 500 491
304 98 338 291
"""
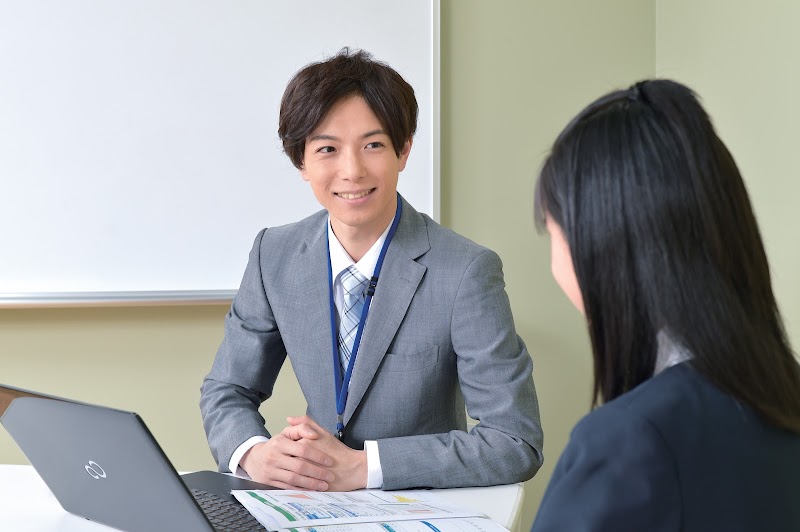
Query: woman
531 80 800 531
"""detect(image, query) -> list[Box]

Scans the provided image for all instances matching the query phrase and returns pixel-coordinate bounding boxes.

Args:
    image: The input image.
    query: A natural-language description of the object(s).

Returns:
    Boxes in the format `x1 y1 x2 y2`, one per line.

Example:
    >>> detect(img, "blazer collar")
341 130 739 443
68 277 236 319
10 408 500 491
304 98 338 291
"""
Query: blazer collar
302 195 430 261
343 196 430 422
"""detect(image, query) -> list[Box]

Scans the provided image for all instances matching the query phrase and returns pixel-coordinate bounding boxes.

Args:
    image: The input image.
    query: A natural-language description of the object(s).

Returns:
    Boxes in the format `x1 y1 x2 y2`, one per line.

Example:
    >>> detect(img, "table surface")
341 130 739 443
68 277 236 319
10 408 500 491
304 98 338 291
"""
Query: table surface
0 464 524 531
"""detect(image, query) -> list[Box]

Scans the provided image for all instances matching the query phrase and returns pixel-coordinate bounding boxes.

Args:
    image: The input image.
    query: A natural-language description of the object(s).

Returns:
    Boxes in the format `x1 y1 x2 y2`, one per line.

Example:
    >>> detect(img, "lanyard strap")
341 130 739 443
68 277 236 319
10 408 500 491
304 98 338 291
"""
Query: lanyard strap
326 194 402 439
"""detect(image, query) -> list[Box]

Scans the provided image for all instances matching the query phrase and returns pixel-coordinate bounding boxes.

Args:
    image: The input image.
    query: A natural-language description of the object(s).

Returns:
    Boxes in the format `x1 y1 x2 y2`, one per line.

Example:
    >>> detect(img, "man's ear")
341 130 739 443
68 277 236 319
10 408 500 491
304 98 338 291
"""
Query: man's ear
299 164 309 181
398 138 413 171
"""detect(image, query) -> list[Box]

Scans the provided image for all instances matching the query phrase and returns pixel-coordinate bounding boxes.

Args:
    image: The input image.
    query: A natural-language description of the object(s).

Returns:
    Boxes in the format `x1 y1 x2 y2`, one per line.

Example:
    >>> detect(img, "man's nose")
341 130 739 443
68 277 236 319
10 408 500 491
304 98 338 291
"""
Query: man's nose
340 149 366 180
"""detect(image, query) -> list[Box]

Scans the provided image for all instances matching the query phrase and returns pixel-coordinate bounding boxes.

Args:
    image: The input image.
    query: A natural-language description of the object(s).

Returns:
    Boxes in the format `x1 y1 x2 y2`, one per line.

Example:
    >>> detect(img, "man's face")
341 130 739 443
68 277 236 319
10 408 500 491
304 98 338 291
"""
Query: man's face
301 95 411 241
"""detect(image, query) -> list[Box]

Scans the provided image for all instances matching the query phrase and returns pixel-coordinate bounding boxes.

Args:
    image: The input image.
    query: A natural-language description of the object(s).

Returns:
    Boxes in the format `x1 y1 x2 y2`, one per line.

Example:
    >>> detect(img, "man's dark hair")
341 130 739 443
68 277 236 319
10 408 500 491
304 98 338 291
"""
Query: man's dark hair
278 48 418 169
534 79 800 433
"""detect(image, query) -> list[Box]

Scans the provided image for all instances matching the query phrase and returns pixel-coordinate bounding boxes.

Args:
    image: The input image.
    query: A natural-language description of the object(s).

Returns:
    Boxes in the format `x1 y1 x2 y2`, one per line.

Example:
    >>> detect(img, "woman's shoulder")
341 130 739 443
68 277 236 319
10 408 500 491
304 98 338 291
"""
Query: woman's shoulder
573 361 797 452
573 364 725 438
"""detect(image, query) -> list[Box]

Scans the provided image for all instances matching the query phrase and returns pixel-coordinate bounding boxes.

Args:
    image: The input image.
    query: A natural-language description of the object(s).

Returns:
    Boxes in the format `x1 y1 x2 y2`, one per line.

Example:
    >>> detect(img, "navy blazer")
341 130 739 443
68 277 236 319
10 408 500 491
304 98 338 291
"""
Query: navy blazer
532 363 800 531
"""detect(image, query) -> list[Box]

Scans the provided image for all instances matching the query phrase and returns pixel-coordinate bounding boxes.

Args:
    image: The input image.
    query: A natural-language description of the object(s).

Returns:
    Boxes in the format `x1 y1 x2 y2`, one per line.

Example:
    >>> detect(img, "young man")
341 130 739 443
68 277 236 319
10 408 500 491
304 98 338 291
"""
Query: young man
200 49 542 491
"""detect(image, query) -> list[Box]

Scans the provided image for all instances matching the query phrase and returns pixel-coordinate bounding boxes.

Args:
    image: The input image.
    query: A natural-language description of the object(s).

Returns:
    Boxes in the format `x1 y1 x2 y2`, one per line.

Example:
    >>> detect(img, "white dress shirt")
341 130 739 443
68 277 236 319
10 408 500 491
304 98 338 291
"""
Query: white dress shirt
229 217 392 489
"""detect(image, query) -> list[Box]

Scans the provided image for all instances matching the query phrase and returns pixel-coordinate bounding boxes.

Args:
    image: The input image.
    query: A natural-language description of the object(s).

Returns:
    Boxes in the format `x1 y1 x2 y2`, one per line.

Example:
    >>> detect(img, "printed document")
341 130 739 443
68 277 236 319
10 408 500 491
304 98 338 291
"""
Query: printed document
232 489 506 532
267 517 510 532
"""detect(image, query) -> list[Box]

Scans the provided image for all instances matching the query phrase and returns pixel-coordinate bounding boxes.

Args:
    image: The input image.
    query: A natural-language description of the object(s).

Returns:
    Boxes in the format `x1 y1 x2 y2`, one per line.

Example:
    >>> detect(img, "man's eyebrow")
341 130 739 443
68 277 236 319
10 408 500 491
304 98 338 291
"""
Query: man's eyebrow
308 134 338 142
362 129 386 139
307 130 387 143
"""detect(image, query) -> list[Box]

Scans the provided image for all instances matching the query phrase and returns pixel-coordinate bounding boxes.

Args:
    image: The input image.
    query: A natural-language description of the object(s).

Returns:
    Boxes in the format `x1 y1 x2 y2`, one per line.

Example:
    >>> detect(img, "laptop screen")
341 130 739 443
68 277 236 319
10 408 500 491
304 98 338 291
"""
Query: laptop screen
0 383 217 531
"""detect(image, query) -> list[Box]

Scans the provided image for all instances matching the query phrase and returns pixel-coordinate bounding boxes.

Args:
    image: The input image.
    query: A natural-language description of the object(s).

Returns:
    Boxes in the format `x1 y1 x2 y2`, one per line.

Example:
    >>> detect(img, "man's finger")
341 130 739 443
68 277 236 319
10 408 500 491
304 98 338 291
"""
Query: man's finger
287 415 324 433
266 453 334 487
281 423 319 441
277 435 334 467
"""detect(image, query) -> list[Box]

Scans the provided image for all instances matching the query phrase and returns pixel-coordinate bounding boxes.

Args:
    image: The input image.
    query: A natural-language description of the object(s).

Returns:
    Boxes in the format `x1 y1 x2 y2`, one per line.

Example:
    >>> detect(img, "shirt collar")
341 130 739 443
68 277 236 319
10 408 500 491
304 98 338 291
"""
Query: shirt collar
327 218 393 281
654 329 692 375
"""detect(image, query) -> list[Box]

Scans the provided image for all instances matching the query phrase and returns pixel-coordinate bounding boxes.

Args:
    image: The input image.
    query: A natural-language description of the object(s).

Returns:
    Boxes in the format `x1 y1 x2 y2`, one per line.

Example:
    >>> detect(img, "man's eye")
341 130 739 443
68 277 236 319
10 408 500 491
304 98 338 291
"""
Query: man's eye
316 146 335 153
365 142 384 149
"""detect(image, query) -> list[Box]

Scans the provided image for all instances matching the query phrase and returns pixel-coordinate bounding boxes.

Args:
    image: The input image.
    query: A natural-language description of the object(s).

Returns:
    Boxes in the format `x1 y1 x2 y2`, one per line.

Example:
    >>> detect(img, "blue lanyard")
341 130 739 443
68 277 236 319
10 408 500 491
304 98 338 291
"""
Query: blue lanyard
326 194 402 440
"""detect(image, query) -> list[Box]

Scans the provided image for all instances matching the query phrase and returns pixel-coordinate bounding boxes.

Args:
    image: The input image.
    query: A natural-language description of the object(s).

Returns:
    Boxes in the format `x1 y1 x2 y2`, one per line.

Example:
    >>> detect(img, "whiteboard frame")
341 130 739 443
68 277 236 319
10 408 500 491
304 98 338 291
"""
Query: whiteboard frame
0 2 440 308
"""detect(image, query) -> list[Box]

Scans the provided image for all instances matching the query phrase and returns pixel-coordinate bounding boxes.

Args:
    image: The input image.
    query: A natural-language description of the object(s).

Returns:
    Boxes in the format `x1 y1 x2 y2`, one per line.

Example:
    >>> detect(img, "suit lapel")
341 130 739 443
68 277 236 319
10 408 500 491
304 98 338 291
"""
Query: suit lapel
343 198 430 423
295 214 336 393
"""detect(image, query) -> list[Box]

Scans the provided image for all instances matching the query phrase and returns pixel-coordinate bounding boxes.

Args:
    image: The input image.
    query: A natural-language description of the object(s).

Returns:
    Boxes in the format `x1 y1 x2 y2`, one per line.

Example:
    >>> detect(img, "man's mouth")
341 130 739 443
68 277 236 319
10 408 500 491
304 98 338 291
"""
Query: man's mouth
335 189 374 200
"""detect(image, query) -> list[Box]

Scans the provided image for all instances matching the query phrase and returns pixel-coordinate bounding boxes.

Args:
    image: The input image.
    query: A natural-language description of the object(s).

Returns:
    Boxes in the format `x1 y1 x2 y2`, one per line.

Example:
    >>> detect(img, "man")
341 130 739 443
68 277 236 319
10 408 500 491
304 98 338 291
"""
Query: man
200 48 542 491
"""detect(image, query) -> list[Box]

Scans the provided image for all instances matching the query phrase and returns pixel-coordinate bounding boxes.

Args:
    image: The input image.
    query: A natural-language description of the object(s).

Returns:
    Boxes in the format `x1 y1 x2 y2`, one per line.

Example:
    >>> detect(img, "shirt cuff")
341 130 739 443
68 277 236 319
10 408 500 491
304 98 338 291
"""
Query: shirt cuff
229 435 270 478
365 440 383 489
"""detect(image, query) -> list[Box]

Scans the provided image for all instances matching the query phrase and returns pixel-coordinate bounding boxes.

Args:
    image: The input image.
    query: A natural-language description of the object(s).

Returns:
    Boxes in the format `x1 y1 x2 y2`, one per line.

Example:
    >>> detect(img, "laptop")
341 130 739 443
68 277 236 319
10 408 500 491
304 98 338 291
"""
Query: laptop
0 383 272 531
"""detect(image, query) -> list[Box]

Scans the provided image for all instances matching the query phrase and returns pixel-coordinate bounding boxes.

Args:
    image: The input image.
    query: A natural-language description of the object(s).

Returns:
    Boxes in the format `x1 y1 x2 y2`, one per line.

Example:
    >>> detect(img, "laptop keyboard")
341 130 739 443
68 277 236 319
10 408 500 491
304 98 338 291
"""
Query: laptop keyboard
191 488 266 532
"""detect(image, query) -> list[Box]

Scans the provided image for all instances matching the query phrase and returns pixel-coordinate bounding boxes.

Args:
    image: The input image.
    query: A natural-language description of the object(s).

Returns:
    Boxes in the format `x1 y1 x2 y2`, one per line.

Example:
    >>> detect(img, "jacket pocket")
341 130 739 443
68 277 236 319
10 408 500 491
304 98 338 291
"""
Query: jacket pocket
380 345 440 372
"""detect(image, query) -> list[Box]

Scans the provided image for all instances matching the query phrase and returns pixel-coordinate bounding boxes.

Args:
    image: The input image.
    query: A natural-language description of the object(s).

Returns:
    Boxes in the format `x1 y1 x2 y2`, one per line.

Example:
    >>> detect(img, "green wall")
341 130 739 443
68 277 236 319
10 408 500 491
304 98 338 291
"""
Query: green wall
655 0 800 350
440 0 654 524
3 1 798 528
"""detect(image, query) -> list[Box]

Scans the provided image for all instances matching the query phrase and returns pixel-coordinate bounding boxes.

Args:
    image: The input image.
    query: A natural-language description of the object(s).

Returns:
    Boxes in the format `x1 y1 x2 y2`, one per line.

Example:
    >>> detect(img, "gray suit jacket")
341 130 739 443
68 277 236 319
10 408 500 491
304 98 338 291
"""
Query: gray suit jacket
200 197 543 489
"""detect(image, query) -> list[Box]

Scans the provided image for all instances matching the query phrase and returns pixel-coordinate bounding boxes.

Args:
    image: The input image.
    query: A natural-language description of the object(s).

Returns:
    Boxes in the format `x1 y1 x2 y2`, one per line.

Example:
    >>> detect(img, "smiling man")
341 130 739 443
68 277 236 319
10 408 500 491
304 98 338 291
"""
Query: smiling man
200 48 543 492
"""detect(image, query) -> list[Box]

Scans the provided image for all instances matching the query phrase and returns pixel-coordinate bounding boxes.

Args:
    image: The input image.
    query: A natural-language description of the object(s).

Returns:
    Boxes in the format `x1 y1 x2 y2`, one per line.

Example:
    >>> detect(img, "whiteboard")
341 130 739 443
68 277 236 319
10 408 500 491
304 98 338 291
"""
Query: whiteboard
0 0 439 306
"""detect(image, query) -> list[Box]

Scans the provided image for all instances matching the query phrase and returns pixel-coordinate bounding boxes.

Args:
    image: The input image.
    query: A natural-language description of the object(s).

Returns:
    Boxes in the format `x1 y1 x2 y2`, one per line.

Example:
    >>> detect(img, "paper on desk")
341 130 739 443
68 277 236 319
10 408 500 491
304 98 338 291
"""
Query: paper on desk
232 489 486 531
273 517 509 532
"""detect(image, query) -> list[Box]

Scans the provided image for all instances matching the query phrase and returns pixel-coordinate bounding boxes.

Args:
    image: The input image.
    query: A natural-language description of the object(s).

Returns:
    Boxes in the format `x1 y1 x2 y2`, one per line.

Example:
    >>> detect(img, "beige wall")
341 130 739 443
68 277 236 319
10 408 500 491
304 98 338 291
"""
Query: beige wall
3 1 797 529
0 305 307 469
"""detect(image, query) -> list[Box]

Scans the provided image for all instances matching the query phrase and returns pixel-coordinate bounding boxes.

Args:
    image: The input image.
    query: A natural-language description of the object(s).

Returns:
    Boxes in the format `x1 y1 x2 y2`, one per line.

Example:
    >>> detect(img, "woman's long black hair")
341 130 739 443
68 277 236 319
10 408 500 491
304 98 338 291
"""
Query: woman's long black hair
535 79 800 433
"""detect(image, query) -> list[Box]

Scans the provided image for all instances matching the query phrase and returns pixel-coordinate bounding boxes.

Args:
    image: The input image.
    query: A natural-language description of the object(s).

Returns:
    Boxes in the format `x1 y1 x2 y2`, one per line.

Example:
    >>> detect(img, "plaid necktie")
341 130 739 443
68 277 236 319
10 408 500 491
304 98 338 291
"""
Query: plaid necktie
338 265 369 370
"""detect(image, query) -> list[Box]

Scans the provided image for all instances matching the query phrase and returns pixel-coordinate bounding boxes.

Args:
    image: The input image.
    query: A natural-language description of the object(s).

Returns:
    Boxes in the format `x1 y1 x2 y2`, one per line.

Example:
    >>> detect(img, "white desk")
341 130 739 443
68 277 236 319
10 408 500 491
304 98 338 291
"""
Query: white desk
0 464 524 532
431 480 524 531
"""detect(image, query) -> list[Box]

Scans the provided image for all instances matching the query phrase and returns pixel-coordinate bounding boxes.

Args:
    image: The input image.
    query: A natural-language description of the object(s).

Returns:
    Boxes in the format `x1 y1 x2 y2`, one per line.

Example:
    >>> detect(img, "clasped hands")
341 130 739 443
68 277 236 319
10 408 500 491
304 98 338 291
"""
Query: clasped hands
239 415 367 491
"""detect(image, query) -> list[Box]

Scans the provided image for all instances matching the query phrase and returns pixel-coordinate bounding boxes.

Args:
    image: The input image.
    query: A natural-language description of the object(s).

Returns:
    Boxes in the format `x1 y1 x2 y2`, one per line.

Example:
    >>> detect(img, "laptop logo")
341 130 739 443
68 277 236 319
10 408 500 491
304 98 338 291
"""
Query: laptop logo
85 461 107 479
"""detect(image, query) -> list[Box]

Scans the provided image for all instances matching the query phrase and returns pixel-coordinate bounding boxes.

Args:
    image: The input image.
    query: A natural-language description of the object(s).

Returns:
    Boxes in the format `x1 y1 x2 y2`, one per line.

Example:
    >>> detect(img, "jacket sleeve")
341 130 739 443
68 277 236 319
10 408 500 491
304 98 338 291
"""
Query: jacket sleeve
199 228 288 471
532 405 681 532
377 249 544 489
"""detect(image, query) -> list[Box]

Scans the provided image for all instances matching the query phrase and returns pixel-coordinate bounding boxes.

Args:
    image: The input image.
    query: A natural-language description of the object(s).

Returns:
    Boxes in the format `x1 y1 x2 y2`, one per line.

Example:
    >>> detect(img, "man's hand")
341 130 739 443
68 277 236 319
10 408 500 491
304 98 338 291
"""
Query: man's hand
284 415 368 491
239 423 335 491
